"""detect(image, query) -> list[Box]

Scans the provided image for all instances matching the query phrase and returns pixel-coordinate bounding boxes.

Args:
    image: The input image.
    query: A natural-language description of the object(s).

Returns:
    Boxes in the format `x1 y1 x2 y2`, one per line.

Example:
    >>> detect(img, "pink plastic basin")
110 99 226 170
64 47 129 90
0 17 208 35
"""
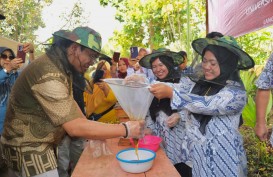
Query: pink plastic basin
130 135 162 152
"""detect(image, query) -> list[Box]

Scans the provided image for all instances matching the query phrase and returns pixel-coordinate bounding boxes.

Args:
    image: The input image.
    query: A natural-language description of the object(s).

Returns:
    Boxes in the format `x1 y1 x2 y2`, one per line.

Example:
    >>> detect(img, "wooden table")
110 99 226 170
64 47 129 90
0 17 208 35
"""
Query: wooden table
71 138 181 177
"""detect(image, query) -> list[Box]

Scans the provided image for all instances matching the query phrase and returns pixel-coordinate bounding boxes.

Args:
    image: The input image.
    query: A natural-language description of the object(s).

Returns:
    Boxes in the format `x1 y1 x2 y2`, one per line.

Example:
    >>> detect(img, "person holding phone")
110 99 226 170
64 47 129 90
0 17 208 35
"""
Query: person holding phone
85 60 118 123
109 52 121 78
0 43 34 135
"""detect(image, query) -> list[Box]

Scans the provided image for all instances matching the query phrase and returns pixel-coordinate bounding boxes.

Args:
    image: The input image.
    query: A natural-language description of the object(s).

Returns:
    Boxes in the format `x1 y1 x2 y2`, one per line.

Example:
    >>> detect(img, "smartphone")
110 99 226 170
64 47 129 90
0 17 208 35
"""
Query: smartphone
17 45 26 63
113 52 120 62
93 70 104 83
130 46 138 59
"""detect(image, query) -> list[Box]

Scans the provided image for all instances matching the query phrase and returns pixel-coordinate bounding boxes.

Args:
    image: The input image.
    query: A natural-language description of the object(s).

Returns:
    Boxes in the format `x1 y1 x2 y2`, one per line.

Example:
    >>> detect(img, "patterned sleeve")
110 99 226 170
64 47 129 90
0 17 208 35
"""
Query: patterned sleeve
31 79 83 126
256 53 273 89
171 86 247 116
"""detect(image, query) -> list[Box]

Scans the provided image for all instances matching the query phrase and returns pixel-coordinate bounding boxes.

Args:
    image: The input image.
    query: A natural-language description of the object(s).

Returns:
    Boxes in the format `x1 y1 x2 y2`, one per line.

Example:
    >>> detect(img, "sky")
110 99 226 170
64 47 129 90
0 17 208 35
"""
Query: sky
35 0 121 46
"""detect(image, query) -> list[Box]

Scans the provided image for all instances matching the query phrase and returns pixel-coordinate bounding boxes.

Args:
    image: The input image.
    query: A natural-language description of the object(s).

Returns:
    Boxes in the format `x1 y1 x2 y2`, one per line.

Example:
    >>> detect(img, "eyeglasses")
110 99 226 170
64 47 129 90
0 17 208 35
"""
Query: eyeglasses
1 54 15 60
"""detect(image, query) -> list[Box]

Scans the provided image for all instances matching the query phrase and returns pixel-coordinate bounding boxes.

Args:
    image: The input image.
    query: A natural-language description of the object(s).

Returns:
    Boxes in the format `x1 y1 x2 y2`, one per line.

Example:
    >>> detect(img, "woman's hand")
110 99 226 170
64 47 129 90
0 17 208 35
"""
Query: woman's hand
149 83 173 99
3 58 23 72
166 113 180 128
96 81 109 96
22 43 34 54
19 43 35 62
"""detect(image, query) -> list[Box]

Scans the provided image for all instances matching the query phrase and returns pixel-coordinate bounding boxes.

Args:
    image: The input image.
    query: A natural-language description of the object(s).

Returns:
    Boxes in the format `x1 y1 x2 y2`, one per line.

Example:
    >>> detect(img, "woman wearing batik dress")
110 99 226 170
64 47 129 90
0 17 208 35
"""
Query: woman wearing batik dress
139 48 191 177
149 36 255 177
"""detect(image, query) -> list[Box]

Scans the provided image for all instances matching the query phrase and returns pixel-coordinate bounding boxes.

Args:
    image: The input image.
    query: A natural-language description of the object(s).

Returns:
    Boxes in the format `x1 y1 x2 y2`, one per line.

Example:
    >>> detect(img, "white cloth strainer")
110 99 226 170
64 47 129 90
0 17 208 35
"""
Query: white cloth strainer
104 78 154 120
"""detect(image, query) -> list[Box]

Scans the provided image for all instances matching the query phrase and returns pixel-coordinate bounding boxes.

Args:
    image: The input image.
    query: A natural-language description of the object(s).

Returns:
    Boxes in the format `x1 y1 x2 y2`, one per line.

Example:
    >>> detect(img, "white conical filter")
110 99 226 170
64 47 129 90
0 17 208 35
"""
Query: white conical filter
104 78 154 120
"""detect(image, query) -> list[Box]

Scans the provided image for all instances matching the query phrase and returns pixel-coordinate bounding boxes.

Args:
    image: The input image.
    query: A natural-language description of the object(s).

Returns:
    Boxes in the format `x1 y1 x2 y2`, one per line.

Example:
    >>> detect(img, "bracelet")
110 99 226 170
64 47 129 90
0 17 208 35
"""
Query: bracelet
121 122 128 138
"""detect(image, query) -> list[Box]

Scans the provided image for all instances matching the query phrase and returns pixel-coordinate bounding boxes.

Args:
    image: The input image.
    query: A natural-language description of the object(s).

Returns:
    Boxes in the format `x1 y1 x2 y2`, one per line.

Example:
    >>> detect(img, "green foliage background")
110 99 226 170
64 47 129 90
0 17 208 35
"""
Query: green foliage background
1 0 273 175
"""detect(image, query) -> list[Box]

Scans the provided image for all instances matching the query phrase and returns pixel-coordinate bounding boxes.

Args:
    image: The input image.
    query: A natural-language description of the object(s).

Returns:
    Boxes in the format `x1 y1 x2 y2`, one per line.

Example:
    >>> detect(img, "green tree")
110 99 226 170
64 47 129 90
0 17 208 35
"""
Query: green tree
57 1 89 31
0 0 52 42
100 0 206 58
238 27 273 65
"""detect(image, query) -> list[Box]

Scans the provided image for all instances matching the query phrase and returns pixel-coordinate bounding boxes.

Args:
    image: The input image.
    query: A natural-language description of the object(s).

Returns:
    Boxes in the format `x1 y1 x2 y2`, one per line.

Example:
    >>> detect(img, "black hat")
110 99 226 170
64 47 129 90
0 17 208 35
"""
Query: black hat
0 47 15 57
192 36 254 70
139 48 184 69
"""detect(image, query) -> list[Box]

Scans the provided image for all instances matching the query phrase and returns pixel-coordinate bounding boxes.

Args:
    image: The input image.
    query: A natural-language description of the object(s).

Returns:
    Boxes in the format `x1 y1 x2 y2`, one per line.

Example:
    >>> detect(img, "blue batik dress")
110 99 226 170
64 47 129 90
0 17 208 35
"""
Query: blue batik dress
170 77 248 177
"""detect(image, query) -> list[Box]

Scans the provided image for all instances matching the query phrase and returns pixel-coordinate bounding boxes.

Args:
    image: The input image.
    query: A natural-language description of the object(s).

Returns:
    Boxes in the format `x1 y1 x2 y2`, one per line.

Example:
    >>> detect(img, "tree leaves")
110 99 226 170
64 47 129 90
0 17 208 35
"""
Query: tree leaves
0 0 52 42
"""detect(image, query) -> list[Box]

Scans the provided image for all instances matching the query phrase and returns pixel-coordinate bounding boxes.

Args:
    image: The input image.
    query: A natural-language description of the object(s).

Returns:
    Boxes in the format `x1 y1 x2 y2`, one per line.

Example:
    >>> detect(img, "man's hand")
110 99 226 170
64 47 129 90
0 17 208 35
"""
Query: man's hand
255 123 268 141
125 120 145 139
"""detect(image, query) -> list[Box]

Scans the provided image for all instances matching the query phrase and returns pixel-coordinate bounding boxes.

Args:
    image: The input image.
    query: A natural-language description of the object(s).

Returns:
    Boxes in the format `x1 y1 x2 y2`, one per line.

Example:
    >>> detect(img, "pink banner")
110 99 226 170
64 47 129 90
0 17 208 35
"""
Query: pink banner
208 0 273 37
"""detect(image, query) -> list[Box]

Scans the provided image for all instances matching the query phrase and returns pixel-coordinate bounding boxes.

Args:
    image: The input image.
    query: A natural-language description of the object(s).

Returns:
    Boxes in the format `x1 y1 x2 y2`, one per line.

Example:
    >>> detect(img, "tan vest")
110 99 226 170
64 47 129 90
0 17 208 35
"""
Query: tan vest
1 54 82 176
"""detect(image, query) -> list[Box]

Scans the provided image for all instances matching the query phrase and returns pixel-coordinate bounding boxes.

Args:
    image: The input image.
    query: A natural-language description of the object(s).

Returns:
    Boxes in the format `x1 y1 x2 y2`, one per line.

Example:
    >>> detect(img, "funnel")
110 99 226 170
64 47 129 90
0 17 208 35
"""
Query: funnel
104 78 154 120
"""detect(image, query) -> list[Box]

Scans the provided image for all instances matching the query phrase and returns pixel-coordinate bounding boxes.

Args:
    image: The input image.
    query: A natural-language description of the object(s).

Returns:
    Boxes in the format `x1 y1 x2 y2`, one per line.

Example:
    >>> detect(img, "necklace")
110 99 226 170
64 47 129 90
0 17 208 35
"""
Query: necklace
205 87 211 96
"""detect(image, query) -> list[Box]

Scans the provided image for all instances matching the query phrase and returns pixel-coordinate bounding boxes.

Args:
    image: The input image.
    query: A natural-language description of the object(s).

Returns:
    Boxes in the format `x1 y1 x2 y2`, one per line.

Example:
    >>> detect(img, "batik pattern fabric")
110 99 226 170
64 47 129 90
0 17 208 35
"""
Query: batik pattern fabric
145 77 192 165
0 69 18 134
146 111 186 165
180 66 194 75
255 53 273 145
171 78 248 177
1 54 83 177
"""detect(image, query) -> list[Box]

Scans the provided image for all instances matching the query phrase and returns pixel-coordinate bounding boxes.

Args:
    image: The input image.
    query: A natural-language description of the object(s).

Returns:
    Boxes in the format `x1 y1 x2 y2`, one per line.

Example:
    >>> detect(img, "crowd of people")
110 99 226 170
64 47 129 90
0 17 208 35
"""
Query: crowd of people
1 11 273 177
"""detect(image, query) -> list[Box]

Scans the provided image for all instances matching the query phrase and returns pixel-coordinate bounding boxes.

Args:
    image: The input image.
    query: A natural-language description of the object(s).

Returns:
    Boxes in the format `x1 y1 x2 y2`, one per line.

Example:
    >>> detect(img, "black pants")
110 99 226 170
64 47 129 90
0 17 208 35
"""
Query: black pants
174 162 192 177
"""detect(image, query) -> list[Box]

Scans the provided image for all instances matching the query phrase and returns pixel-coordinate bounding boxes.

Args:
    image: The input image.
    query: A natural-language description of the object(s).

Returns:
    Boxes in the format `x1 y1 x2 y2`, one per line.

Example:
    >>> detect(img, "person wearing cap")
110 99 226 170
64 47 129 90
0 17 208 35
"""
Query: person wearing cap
0 27 144 177
51 30 87 177
138 48 190 177
0 44 35 176
148 36 254 177
255 53 273 144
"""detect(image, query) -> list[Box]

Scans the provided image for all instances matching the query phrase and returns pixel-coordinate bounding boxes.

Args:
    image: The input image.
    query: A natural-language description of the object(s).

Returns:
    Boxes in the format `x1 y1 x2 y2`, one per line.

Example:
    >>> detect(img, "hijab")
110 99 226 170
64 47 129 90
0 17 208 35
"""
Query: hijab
149 55 181 122
191 45 242 134
118 58 129 78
